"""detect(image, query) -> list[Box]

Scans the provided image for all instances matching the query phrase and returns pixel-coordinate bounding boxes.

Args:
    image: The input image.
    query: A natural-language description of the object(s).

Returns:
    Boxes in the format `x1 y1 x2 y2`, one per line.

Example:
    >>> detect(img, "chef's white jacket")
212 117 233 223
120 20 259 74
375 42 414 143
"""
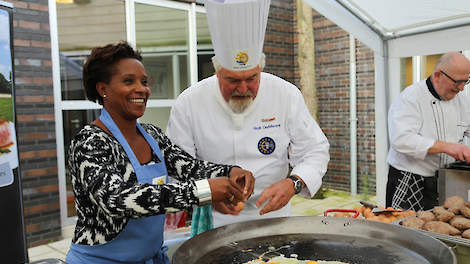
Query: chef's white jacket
387 79 470 177
166 72 330 227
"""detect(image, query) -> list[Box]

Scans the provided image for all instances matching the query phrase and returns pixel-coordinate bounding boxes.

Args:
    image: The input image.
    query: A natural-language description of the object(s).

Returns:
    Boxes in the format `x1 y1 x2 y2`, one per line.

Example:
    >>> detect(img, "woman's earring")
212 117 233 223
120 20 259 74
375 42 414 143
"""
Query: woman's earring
103 94 107 98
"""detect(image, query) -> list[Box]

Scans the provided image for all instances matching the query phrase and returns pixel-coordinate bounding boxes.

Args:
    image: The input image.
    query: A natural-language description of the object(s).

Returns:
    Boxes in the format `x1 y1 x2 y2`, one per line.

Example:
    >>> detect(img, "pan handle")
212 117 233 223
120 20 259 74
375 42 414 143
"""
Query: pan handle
324 209 360 218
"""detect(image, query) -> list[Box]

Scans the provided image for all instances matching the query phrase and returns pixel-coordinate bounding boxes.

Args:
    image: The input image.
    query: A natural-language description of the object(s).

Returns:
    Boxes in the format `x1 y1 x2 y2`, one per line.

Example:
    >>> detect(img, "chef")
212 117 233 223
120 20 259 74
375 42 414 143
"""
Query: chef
166 0 330 235
387 52 470 211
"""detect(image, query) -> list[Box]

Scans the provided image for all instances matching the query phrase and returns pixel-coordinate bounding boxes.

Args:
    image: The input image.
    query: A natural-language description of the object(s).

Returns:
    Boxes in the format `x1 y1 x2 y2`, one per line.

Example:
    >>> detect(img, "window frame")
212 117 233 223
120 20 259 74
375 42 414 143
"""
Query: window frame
49 0 208 227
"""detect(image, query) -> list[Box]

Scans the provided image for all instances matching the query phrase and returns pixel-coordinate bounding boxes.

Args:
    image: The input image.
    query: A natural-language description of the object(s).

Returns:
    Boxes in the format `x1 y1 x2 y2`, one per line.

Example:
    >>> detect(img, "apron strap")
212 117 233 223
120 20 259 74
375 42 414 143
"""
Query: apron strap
99 108 141 169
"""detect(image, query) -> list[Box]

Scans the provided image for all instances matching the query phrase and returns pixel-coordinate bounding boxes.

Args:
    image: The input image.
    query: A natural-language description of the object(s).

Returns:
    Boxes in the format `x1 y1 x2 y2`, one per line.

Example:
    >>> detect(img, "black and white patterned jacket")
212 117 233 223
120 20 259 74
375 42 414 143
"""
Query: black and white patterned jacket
68 123 231 245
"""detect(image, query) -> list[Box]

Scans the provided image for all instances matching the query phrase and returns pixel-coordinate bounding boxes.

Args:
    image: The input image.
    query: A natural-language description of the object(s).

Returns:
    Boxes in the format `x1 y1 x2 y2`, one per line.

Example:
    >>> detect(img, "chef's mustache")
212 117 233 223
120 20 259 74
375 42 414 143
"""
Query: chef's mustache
231 90 254 98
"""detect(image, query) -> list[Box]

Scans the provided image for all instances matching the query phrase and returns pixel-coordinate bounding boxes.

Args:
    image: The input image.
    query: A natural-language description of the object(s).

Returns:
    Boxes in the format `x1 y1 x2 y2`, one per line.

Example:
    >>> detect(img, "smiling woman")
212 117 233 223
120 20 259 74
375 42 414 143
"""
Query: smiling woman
95 57 150 122
65 42 255 264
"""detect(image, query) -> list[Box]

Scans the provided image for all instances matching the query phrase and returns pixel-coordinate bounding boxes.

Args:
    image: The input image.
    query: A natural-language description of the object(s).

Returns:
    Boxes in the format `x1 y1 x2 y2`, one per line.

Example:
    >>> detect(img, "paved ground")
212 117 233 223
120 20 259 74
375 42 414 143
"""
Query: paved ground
292 189 376 217
27 190 376 263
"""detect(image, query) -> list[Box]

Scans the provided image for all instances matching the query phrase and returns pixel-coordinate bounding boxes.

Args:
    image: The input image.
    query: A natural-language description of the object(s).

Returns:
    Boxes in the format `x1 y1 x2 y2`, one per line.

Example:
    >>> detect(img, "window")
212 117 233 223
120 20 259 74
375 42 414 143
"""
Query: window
51 0 213 226
56 0 127 221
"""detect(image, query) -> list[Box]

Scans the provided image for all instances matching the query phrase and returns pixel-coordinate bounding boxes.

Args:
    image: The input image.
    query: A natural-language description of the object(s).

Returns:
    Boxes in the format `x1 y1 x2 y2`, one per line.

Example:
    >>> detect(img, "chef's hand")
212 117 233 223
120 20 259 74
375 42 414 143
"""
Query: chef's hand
443 142 470 163
208 177 244 203
256 179 296 215
430 141 470 163
228 167 255 200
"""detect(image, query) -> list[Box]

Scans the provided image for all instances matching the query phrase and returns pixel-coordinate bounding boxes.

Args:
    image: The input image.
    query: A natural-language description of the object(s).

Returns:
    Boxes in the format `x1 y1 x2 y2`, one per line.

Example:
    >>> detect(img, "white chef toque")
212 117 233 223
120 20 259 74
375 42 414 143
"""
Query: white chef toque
204 0 270 71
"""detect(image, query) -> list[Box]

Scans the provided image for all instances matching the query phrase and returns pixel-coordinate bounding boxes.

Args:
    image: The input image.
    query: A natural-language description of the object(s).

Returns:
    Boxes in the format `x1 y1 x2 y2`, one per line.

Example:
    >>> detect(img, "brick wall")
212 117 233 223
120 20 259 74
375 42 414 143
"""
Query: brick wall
355 41 376 192
7 0 61 247
312 9 376 193
263 0 297 86
264 3 377 193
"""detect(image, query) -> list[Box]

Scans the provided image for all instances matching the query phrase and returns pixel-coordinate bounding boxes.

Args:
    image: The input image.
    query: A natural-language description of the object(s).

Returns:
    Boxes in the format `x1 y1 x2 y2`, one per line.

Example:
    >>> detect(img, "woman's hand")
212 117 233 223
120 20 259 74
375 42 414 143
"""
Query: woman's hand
208 177 244 204
228 167 255 200
212 200 244 215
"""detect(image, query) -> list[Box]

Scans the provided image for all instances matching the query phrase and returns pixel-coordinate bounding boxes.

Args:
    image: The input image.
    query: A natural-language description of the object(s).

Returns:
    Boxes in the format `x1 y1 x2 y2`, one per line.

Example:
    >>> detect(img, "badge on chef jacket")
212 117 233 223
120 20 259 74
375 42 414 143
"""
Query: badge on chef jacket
152 176 166 185
258 137 275 155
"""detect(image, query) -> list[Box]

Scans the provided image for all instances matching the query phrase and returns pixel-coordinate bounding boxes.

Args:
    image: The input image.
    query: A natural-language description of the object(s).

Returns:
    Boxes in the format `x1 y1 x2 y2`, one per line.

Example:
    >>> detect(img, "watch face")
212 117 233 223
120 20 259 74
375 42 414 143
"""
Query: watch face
288 176 302 194
294 180 302 193
288 176 301 193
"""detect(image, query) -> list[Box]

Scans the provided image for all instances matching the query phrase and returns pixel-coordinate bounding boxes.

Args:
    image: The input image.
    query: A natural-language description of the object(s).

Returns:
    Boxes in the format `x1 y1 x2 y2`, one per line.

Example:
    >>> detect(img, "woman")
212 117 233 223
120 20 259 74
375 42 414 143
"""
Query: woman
65 42 254 264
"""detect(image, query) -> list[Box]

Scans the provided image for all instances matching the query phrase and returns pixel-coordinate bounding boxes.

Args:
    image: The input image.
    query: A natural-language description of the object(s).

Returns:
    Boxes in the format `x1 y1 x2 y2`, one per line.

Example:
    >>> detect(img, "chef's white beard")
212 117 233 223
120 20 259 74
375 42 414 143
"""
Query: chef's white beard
229 98 253 113
228 91 254 113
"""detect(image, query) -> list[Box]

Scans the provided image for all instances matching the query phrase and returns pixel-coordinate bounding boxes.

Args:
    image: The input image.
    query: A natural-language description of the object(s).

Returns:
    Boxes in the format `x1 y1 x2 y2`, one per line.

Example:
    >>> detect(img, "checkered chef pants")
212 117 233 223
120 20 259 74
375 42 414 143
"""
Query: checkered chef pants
386 166 438 211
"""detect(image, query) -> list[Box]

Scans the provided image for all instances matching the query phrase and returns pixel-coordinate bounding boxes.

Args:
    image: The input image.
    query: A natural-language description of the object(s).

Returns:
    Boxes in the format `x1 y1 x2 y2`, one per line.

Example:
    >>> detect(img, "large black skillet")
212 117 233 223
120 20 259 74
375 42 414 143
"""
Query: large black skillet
172 216 455 264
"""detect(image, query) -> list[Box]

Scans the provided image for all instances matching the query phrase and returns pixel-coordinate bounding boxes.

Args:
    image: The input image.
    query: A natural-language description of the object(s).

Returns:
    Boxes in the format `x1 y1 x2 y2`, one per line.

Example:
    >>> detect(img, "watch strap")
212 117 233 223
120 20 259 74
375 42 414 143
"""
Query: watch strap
287 175 302 194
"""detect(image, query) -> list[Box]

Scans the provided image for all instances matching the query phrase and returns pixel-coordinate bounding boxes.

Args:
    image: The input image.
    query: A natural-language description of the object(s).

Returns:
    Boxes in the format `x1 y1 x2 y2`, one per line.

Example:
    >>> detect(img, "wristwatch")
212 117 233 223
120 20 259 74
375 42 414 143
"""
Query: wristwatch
287 175 303 194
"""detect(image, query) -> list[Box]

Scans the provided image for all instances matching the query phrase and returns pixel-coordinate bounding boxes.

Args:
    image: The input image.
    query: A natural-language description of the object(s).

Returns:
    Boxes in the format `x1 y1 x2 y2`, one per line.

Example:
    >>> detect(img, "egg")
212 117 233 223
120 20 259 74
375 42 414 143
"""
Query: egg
235 201 245 211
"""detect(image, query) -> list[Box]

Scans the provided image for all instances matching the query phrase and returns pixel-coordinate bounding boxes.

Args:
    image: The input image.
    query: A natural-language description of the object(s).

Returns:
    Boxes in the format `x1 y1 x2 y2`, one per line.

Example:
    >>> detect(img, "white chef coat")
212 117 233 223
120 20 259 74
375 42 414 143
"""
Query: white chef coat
166 72 330 227
387 78 470 177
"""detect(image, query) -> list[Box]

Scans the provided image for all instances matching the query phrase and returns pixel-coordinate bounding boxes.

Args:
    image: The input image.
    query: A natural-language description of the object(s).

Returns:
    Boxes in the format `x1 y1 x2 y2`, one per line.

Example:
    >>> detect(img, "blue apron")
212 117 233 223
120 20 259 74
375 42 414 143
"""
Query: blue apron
66 108 170 264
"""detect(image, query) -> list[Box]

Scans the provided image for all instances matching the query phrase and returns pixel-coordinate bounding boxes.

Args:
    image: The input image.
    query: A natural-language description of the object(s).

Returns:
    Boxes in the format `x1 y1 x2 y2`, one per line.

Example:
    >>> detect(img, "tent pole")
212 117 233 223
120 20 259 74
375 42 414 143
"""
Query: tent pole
349 34 357 196
374 41 390 206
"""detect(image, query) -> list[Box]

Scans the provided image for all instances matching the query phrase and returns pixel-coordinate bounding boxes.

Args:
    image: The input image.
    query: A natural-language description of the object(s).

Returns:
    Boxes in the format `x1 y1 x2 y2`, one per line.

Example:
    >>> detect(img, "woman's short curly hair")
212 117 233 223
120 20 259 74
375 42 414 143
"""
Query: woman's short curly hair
83 41 143 105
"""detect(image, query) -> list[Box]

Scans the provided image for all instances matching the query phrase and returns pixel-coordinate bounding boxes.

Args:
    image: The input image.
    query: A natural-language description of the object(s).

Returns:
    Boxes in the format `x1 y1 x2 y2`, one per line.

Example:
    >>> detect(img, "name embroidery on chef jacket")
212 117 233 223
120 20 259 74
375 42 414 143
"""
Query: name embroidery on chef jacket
258 137 276 155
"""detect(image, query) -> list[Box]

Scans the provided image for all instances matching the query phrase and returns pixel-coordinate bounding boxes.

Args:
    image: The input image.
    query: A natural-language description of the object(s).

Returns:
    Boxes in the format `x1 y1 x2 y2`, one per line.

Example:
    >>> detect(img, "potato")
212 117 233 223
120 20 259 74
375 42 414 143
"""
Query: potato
444 195 465 214
463 229 470 239
433 206 455 222
402 216 425 230
460 206 470 218
450 216 470 229
433 206 448 214
423 221 461 235
417 211 435 222
436 211 455 222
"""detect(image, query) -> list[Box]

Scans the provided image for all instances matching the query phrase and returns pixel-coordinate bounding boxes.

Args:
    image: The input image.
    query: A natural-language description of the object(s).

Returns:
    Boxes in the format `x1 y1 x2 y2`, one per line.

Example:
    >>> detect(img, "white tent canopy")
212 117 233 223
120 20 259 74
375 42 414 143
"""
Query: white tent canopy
303 0 470 205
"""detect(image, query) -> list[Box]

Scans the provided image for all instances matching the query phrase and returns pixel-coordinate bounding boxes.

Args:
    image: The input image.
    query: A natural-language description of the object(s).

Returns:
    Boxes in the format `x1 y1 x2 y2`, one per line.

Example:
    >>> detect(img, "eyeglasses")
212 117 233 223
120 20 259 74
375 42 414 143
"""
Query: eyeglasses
440 70 470 87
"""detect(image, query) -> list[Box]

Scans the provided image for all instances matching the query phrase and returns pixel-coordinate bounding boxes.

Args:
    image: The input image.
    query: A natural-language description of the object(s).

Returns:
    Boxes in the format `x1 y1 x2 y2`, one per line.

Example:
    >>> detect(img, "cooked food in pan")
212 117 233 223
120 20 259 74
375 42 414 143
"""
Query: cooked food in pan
244 255 350 264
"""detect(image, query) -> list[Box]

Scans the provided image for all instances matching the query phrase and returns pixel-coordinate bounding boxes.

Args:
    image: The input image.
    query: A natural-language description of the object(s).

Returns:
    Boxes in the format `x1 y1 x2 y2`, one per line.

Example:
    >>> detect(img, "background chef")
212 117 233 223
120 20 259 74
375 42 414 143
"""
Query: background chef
166 0 330 235
386 51 470 211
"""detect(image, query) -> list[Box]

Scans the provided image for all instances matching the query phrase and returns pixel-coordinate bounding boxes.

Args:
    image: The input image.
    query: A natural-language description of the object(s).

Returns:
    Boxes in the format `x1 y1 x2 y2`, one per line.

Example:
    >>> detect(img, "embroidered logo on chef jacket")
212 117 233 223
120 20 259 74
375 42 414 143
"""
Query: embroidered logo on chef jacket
258 137 276 155
152 176 166 185
261 117 276 122
235 51 249 66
